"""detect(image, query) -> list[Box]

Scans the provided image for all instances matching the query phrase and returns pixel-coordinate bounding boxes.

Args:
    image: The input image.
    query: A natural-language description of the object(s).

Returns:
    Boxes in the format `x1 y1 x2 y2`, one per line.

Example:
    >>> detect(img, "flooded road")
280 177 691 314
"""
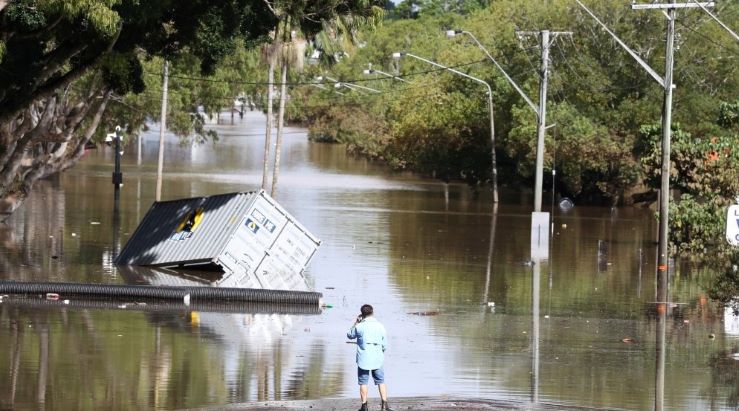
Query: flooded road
1 111 737 410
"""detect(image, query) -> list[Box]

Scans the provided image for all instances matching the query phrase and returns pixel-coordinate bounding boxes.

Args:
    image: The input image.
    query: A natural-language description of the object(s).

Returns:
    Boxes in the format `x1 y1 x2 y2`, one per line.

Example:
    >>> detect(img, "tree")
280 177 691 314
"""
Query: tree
291 0 737 205
0 0 281 218
0 1 385 217
257 0 385 198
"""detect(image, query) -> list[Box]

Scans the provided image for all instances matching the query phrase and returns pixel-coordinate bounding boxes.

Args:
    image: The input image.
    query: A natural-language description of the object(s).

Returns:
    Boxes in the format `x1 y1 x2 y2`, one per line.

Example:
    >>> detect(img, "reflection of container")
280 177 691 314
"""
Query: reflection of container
115 190 320 291
726 303 739 336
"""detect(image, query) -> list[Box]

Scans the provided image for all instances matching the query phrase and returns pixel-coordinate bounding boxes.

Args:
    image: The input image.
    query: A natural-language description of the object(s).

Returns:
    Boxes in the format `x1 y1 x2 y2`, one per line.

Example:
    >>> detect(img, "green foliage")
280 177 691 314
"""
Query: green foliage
391 0 490 19
0 0 280 122
701 249 739 310
287 0 737 201
100 52 145 95
718 100 739 130
637 118 739 254
669 194 725 255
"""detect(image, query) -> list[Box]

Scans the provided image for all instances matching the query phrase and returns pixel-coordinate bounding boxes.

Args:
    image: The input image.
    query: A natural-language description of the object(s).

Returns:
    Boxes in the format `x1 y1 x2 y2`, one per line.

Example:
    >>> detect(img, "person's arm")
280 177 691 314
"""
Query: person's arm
347 318 361 339
381 326 387 352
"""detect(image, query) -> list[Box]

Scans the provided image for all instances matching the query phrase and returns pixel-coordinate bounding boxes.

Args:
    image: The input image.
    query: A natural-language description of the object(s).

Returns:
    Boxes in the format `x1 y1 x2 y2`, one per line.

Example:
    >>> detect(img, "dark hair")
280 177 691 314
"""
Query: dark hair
360 304 373 317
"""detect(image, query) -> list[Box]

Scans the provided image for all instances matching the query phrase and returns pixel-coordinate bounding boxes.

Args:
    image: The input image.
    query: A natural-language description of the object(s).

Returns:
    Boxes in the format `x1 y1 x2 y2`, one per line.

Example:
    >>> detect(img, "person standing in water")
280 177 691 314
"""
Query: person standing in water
347 304 395 411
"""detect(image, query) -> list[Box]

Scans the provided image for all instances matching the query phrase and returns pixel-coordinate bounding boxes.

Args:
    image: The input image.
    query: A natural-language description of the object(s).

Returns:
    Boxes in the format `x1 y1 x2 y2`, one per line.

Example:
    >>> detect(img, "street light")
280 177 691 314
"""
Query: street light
446 29 548 211
363 67 409 83
392 51 498 204
309 81 345 95
316 75 380 94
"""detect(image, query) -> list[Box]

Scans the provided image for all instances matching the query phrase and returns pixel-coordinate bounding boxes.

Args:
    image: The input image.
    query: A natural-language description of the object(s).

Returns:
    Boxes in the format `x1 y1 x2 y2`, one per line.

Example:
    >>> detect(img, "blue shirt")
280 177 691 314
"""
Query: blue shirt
347 316 387 370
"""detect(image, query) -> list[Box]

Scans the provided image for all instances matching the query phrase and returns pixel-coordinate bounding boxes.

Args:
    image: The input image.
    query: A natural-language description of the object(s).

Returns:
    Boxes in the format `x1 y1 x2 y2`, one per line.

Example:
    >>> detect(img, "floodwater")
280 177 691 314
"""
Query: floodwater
0 111 737 410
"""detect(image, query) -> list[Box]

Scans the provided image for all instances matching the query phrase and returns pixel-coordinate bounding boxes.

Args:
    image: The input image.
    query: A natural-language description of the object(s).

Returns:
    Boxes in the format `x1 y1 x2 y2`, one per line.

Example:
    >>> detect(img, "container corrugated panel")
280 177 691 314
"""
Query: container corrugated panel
115 192 256 266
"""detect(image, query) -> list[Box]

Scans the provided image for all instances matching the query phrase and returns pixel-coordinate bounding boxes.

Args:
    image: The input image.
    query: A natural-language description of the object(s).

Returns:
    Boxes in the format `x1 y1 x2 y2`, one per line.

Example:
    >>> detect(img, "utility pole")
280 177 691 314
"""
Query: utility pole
517 30 571 213
658 6 676 310
156 60 169 202
576 1 713 310
535 30 550 214
629 2 713 311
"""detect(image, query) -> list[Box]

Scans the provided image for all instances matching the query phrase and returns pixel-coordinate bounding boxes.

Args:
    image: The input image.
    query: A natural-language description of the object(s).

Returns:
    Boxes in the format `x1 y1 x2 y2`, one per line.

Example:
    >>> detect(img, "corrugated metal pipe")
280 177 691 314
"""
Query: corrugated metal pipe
0 295 323 315
0 281 322 306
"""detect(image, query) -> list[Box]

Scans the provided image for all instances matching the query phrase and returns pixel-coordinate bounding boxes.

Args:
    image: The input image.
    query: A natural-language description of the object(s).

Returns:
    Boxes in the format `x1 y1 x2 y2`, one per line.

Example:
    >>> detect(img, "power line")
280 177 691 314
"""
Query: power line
675 17 739 53
147 58 491 87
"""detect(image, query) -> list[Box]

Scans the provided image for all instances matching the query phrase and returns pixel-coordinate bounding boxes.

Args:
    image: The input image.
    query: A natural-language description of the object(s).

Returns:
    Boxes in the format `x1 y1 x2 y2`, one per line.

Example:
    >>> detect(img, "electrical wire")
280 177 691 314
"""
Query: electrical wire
148 58 491 87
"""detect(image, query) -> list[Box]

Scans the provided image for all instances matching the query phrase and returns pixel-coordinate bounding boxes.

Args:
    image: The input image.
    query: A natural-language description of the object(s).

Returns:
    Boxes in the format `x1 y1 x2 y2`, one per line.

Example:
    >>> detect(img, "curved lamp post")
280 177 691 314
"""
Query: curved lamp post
392 51 498 203
317 75 380 94
446 30 545 210
363 67 409 83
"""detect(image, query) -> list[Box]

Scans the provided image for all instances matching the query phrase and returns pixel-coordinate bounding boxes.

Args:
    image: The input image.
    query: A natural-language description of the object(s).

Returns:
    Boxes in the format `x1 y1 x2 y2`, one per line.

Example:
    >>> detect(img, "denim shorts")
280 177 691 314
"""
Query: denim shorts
357 367 385 385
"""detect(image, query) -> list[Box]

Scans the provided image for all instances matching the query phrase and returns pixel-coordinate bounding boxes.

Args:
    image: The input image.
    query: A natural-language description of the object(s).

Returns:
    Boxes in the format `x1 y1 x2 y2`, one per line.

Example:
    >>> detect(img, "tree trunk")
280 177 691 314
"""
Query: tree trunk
271 61 288 199
0 87 110 221
262 61 275 190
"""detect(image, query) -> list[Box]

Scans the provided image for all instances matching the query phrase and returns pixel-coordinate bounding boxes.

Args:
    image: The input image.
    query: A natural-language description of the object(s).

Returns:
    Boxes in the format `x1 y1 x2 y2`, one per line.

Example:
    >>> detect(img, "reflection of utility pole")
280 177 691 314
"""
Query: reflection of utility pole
137 134 142 166
156 60 169 202
516 30 571 212
655 303 667 411
531 259 540 404
10 322 22 407
37 324 49 406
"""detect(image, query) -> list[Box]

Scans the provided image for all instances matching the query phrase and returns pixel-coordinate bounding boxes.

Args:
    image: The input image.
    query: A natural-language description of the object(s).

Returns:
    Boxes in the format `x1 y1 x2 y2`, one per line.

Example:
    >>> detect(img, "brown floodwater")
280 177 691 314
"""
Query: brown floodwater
0 111 737 410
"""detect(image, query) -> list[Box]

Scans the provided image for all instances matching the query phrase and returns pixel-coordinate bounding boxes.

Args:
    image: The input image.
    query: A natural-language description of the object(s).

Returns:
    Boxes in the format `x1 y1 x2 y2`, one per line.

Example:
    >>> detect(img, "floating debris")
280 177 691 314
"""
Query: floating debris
559 197 574 211
622 337 636 344
408 311 441 316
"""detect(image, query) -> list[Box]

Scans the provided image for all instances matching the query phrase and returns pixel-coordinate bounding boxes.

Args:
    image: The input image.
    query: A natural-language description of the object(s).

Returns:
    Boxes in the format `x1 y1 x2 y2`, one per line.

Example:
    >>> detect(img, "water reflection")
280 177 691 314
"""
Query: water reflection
655 303 666 411
0 266 324 409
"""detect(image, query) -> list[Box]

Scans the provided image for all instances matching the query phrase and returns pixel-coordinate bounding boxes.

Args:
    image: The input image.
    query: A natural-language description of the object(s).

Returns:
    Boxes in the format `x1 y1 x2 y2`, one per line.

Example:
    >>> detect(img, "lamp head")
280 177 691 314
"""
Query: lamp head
446 29 463 38
363 69 372 75
334 82 342 89
392 52 405 60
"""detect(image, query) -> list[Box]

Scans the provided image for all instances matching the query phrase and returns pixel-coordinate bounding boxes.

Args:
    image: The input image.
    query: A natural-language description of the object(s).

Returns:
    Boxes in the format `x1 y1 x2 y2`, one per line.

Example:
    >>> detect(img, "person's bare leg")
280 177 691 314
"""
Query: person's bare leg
360 384 368 403
378 383 388 401
378 384 394 410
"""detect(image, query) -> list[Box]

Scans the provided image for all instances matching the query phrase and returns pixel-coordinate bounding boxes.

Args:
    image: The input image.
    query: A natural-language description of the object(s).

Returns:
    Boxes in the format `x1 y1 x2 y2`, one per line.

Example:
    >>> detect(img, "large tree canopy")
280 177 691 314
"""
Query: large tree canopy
0 0 278 123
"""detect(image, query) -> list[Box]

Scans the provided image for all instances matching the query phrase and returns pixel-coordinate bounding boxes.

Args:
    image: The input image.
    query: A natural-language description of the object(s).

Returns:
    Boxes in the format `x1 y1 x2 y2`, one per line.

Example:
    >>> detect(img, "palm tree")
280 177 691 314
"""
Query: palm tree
271 30 306 198
260 39 279 191
259 1 385 198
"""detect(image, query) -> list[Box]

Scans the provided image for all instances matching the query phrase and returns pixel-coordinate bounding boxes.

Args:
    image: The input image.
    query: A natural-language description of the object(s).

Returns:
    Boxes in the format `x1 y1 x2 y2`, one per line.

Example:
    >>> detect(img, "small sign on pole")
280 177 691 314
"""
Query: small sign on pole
726 204 739 246
531 212 550 260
